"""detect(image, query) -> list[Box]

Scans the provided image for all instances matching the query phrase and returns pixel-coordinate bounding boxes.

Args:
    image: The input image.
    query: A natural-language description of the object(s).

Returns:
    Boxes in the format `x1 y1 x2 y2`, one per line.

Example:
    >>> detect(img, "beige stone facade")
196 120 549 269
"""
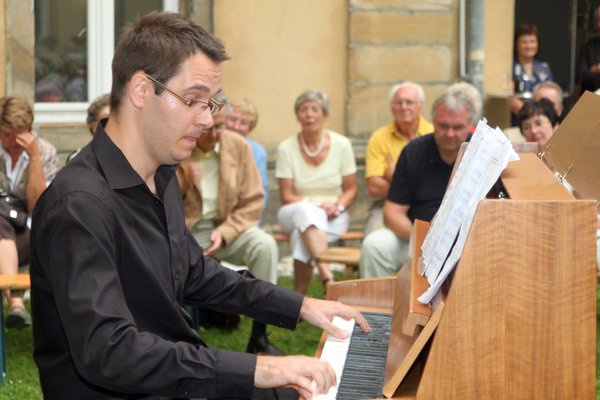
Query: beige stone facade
0 0 515 229
1 0 35 101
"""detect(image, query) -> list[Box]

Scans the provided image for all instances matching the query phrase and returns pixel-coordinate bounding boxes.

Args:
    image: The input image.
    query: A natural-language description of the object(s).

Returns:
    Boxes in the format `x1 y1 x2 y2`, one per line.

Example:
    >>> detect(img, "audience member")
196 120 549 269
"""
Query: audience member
0 96 58 328
225 98 268 219
364 82 432 235
178 97 282 355
533 81 564 118
504 81 564 142
276 89 357 294
446 81 482 130
580 5 600 93
510 23 553 121
359 84 478 278
30 12 368 399
517 98 559 154
86 93 111 134
67 93 110 162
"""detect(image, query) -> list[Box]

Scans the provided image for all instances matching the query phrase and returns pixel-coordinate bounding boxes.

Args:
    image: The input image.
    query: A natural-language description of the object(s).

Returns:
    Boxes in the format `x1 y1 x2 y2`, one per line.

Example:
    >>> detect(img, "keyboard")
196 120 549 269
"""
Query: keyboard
313 312 392 400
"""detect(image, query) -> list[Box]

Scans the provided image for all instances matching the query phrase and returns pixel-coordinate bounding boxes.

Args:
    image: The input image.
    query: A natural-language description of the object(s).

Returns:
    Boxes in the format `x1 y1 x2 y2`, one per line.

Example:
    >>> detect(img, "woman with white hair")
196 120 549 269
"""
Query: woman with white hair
276 89 357 294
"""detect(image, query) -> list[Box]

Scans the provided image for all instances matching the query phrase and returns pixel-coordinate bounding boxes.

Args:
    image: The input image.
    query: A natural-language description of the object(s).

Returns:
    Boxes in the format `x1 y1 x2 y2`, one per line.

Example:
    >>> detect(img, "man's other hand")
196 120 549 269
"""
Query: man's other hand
255 355 336 399
299 297 371 339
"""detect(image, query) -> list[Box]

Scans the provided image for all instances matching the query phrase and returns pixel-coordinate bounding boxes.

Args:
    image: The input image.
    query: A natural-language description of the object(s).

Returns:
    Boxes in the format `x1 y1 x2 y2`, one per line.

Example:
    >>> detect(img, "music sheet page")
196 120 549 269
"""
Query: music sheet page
418 120 519 304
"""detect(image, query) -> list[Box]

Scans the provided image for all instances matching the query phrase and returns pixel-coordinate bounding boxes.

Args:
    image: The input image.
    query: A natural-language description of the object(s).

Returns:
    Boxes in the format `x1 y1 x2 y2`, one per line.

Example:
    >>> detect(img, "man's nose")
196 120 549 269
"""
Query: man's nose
445 128 458 137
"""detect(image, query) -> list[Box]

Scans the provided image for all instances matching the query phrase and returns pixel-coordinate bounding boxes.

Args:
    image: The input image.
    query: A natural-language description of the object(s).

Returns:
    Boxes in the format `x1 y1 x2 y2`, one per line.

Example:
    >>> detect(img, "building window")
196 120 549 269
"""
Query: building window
34 0 178 124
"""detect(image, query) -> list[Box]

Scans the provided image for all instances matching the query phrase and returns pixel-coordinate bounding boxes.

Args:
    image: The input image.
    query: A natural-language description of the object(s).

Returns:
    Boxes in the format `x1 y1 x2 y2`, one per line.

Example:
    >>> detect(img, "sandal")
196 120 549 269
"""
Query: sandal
6 306 32 329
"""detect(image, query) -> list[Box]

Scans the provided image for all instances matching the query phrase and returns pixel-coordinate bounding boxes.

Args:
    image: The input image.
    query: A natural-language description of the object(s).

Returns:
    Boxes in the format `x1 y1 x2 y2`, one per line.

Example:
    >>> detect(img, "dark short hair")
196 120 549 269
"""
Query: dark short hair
110 12 229 113
518 98 559 129
515 23 539 43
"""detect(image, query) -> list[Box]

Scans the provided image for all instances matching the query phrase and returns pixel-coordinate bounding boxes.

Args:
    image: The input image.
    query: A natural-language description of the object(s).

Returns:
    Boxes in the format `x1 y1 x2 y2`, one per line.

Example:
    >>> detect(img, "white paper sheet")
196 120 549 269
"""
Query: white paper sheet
418 120 519 304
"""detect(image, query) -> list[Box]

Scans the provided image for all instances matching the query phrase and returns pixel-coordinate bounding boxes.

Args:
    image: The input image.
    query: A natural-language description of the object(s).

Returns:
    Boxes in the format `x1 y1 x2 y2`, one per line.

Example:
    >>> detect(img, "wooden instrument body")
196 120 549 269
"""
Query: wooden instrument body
315 153 597 399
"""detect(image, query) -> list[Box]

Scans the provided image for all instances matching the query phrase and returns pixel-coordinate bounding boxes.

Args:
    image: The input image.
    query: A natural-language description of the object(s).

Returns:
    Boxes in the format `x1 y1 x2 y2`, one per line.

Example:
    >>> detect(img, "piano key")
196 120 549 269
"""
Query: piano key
314 312 391 400
312 316 355 400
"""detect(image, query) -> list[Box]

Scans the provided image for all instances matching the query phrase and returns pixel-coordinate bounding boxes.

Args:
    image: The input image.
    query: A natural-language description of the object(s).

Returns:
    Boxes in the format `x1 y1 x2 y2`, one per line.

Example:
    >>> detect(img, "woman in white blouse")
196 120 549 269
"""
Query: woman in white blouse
276 90 357 294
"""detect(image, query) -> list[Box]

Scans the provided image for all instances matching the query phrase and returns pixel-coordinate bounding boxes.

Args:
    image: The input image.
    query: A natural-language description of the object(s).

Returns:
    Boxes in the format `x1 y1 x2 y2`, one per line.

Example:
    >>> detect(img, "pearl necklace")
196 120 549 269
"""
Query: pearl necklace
299 132 325 158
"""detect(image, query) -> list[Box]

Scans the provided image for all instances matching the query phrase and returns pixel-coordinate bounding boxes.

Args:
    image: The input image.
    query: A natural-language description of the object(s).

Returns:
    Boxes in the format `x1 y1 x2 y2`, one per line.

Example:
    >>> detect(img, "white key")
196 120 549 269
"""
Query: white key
312 317 355 400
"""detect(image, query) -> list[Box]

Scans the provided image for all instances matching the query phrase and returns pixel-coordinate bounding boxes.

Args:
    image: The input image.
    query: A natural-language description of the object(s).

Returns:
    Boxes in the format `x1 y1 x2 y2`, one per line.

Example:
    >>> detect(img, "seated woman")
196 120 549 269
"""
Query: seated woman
517 97 559 154
510 23 553 123
0 96 58 328
276 90 357 294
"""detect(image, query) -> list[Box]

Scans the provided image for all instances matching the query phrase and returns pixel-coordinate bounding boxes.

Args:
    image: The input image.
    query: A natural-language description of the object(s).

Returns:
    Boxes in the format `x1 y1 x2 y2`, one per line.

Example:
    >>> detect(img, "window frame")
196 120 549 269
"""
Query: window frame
34 0 179 125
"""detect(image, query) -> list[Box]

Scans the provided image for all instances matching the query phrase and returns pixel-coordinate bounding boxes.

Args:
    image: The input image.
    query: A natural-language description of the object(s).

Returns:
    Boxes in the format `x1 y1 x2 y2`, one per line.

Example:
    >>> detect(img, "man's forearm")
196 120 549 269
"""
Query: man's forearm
384 214 412 242
367 176 390 199
25 157 47 211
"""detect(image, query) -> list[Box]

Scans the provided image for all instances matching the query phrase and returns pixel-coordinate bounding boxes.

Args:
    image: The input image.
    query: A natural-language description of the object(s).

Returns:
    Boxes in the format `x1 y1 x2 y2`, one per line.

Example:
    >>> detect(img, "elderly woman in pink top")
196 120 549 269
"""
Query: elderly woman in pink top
276 89 357 294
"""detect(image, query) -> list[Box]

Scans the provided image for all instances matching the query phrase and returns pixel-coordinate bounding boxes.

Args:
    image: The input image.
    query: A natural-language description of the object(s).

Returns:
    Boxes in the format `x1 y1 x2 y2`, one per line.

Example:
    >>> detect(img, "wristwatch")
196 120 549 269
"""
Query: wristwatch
337 204 346 213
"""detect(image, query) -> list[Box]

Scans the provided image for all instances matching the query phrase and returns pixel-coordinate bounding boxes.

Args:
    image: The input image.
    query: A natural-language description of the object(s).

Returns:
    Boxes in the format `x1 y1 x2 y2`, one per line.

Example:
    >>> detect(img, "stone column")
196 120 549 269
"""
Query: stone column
3 0 35 101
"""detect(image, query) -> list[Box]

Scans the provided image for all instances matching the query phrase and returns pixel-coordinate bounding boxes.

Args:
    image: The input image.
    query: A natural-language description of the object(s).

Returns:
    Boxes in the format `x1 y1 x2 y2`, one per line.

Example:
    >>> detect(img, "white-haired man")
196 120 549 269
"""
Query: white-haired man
364 82 433 234
360 84 479 278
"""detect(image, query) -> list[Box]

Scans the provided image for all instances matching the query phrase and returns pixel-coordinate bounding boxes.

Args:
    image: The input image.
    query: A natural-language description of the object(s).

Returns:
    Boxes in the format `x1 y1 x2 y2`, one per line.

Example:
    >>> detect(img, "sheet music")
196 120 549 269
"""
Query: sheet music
418 120 519 304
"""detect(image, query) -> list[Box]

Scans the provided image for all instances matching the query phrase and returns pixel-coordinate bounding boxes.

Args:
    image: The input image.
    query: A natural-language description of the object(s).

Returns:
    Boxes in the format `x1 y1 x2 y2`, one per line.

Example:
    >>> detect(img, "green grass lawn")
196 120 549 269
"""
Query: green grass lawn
1 276 599 399
0 275 325 399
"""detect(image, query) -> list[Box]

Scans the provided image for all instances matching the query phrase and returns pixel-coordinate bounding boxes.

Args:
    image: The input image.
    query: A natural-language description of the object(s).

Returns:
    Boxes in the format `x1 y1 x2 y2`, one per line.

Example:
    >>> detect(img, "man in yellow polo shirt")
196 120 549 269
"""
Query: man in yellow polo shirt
364 82 433 234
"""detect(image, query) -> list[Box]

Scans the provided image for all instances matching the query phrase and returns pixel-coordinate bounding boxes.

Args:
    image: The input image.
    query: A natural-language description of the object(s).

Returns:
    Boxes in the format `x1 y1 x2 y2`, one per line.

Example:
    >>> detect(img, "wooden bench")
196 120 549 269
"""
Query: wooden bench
273 230 364 243
315 247 361 274
274 231 363 274
0 274 31 385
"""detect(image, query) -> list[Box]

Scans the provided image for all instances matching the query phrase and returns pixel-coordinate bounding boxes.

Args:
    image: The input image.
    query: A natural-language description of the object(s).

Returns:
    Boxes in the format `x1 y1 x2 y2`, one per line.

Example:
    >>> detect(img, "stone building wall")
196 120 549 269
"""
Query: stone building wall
4 0 514 234
1 0 35 101
346 0 457 141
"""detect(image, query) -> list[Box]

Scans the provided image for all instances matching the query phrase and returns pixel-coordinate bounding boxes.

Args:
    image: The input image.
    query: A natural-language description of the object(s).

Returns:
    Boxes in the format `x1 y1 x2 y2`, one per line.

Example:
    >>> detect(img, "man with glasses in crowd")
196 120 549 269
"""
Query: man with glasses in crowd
177 95 283 356
364 82 432 235
360 84 478 278
30 11 369 400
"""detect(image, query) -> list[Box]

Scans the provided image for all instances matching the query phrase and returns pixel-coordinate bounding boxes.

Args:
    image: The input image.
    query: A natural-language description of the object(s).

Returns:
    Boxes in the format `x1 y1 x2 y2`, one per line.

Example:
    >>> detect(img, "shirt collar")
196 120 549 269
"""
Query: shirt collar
197 142 220 159
91 122 146 190
0 143 29 170
91 122 177 192
391 119 423 140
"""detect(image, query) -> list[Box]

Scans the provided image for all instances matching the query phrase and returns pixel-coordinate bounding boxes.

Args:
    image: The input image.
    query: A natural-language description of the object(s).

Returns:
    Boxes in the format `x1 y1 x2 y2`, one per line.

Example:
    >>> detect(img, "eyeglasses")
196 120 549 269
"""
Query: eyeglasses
391 99 417 107
146 75 224 116
436 122 468 132
226 115 253 128
201 123 226 135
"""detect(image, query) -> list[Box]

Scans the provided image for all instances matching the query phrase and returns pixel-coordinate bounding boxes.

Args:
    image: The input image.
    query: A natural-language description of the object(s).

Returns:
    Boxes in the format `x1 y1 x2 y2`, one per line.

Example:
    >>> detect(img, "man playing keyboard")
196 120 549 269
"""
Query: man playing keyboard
30 11 370 400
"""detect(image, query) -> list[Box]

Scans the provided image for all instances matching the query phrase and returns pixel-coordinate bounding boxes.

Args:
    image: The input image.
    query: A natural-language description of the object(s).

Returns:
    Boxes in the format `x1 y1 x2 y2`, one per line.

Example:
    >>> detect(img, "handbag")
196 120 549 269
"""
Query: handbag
0 191 28 231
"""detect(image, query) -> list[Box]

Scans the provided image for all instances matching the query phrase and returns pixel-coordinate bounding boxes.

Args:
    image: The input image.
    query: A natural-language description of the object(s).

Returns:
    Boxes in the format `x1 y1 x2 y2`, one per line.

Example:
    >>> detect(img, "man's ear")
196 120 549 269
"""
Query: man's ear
128 71 151 109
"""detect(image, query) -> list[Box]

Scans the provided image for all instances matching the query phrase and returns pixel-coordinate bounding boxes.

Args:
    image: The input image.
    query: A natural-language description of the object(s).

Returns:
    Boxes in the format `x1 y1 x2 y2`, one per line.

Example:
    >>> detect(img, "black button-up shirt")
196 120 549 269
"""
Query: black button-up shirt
388 134 454 223
30 126 303 399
